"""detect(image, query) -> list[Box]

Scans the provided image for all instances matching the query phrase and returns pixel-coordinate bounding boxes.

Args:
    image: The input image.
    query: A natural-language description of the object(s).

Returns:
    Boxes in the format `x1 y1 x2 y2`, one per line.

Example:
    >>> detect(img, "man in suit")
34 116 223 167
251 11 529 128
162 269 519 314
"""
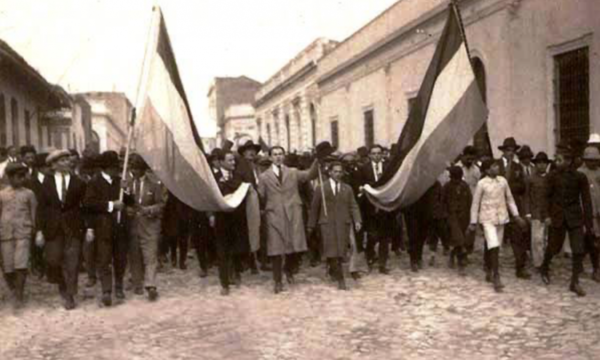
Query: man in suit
540 149 594 296
234 140 263 273
124 154 165 301
497 137 531 279
210 150 251 295
258 145 320 294
358 145 392 274
308 161 362 290
36 150 88 310
83 151 128 307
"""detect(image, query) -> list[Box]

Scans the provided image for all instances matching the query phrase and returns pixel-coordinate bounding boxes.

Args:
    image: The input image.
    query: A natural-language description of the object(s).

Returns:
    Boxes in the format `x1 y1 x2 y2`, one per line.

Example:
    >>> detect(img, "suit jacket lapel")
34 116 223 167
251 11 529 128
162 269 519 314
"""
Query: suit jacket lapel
281 165 289 186
266 168 280 190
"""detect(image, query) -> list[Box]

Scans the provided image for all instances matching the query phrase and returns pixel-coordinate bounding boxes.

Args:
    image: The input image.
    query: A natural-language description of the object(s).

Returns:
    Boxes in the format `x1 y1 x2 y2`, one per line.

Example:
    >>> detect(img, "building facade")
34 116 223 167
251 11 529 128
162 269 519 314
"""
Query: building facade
77 92 133 153
0 39 72 153
254 38 338 153
314 0 599 156
207 76 262 147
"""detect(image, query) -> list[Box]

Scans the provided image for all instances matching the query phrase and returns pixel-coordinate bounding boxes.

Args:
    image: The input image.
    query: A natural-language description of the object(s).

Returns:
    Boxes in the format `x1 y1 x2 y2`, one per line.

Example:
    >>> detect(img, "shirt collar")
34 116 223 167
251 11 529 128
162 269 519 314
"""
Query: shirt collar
101 171 113 184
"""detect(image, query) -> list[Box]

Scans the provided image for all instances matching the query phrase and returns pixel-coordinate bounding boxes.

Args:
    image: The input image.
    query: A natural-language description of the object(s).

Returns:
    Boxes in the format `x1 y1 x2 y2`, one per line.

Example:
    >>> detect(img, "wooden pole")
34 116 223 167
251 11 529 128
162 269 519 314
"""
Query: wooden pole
317 164 328 217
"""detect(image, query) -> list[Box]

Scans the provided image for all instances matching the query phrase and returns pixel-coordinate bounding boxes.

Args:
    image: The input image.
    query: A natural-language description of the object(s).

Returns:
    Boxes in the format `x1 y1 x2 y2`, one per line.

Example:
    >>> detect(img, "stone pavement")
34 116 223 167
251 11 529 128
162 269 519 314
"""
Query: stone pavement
1 248 600 360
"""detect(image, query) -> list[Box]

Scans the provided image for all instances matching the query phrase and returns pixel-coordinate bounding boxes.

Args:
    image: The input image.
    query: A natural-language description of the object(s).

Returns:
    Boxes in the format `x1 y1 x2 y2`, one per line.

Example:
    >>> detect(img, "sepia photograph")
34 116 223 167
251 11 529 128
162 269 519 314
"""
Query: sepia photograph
0 0 598 359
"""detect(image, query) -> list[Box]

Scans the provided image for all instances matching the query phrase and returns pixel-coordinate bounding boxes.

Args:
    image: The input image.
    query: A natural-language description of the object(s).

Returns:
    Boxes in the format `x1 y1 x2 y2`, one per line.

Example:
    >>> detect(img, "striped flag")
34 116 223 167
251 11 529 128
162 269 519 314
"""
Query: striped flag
364 4 488 211
134 7 249 211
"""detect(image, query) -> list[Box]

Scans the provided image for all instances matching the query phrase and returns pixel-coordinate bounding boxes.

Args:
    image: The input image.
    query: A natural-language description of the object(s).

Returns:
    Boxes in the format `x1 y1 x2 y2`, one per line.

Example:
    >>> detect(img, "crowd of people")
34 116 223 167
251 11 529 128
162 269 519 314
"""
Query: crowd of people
1 132 599 311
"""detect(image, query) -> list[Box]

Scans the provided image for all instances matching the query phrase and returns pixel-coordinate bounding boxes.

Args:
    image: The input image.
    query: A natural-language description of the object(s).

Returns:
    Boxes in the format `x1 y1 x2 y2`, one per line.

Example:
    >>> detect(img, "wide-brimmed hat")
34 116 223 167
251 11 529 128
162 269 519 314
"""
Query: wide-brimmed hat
582 146 600 161
46 149 71 165
5 162 28 177
532 152 550 164
97 151 120 169
315 141 336 160
517 145 534 159
237 140 261 155
498 137 520 151
20 145 36 157
207 148 222 162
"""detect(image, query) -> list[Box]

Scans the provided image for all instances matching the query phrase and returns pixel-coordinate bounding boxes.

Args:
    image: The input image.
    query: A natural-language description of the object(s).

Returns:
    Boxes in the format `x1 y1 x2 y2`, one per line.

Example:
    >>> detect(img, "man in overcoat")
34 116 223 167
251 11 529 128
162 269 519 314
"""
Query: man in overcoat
308 161 362 290
258 145 321 294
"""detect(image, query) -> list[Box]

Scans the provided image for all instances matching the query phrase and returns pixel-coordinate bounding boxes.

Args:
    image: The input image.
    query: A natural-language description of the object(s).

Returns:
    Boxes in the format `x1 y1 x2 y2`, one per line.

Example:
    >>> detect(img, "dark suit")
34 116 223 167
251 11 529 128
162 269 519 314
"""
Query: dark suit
498 157 529 273
214 170 250 288
358 161 392 271
37 173 87 296
162 194 194 268
542 167 594 284
83 173 129 294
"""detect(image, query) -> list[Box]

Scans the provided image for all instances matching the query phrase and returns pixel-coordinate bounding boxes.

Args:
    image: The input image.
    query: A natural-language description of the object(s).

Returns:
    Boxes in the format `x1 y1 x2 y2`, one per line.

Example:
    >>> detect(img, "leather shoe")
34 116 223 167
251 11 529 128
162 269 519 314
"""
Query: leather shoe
274 282 283 294
350 271 361 281
115 289 125 300
410 263 419 273
379 268 390 275
570 283 586 297
101 293 112 307
147 287 159 301
285 272 295 285
64 295 76 311
493 275 504 293
516 269 531 280
540 269 551 285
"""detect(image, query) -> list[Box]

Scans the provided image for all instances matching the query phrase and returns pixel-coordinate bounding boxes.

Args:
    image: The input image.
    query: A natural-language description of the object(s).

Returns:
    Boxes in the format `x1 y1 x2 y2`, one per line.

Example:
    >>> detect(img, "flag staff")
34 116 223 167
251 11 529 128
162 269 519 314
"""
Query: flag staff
450 0 473 61
117 6 158 223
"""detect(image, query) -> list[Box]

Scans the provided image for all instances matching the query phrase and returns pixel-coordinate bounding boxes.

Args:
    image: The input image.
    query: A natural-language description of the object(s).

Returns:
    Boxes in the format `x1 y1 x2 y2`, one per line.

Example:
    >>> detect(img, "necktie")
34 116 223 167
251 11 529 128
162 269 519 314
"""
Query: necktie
61 174 67 203
277 166 282 184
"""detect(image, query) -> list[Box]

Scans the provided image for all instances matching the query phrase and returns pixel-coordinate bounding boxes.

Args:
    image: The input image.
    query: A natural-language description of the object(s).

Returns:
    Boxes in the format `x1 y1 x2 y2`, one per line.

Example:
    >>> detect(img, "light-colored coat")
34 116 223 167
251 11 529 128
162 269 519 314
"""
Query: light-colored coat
470 176 519 225
308 181 361 259
258 165 313 256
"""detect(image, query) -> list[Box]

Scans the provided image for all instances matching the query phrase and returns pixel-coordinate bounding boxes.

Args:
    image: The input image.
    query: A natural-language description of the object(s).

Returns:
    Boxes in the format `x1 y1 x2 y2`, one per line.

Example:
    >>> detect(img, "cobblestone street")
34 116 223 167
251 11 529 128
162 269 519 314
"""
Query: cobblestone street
1 248 600 360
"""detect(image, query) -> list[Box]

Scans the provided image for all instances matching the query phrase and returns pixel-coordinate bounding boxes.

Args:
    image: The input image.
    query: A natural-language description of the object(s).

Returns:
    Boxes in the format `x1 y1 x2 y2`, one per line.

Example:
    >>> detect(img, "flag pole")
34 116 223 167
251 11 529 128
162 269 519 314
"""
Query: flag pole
117 6 158 223
450 0 473 61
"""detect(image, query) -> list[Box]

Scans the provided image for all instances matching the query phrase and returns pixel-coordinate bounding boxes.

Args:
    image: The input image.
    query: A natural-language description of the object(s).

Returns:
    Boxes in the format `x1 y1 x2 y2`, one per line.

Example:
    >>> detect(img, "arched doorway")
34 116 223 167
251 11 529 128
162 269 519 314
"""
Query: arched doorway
471 57 491 156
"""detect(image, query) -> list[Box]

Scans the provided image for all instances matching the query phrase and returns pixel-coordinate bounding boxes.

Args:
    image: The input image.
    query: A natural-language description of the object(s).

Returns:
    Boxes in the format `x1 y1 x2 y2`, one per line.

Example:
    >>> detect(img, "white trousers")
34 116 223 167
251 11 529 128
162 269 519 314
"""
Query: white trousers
482 223 505 250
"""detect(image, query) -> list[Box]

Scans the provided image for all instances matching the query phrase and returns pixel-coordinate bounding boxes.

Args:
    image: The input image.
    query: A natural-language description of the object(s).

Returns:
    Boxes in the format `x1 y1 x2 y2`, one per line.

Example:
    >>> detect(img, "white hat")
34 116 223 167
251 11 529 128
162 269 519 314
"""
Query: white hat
588 133 600 144
583 146 600 161
46 149 71 165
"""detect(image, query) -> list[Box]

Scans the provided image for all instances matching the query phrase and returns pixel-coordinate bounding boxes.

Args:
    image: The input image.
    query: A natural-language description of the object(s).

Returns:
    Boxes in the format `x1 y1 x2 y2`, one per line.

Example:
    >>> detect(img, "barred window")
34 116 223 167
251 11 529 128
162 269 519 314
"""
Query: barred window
331 119 339 149
555 47 589 144
25 110 31 145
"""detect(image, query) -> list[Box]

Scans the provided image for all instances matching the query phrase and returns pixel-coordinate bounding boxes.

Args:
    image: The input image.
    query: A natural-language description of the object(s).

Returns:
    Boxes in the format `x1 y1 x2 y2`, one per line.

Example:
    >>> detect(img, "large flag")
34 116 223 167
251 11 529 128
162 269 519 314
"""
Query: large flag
364 4 488 211
134 7 249 211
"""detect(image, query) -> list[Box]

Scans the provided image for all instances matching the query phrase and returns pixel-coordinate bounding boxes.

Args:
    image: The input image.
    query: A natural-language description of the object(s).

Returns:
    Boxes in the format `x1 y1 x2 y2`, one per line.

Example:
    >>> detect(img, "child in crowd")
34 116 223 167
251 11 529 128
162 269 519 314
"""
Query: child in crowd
0 162 37 308
444 166 472 276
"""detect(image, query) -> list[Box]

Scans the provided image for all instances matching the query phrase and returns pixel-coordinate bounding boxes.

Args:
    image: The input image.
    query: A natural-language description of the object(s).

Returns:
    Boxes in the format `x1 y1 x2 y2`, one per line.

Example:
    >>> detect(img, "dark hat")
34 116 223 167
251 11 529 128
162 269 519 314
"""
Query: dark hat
35 153 49 168
97 151 120 169
81 155 99 171
498 137 520 151
129 153 149 170
517 145 534 159
208 148 222 162
20 145 36 156
462 145 477 157
285 153 300 168
5 162 28 177
315 141 336 160
357 146 369 157
448 165 463 179
238 140 261 155
222 140 234 151
532 152 550 164
480 158 496 173
69 149 80 158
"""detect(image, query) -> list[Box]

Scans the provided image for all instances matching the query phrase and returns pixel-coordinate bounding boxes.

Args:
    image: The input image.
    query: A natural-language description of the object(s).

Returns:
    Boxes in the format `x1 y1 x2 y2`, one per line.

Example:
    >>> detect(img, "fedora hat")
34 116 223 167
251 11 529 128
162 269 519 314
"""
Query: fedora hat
532 152 550 164
498 137 520 151
517 145 534 159
237 140 261 155
129 153 149 170
583 146 600 161
315 141 336 160
46 149 71 165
